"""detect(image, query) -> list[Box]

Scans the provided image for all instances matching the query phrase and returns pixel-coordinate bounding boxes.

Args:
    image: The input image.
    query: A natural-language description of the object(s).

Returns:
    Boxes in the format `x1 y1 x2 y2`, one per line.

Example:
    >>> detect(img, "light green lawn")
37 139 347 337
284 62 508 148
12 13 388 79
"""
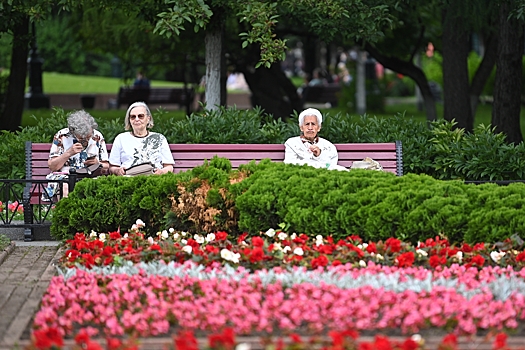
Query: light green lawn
42 72 183 94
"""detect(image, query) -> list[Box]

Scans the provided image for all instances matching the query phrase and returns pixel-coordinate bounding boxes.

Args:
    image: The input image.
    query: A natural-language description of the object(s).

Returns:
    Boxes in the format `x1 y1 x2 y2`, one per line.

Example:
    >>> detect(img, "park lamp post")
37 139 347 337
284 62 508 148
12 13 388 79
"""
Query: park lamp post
25 21 50 109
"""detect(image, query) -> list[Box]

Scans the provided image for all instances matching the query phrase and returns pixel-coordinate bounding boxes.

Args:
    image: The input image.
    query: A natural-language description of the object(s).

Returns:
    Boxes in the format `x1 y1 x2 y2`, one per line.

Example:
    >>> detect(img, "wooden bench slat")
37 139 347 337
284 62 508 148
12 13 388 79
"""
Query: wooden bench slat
26 141 403 205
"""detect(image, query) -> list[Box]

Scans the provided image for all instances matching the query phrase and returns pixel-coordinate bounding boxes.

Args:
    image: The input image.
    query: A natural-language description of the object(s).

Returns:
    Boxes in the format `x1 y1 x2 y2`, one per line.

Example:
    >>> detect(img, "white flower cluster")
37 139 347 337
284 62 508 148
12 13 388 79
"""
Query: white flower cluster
221 249 240 263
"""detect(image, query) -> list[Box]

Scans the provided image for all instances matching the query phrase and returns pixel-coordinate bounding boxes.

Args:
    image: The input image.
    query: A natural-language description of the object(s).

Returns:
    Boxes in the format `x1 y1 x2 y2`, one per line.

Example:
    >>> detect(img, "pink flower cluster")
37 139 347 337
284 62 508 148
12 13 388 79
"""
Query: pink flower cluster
34 265 525 338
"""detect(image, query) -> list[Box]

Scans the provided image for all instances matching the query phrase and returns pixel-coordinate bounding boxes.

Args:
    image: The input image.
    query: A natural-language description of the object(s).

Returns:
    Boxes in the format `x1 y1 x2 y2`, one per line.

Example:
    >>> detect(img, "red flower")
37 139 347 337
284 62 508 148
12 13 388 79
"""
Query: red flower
106 338 123 350
440 333 457 347
205 245 220 254
250 247 265 263
311 255 329 269
461 243 473 253
429 255 447 268
400 338 419 350
493 332 508 349
74 328 91 345
366 242 377 254
208 328 235 350
385 238 402 253
237 233 248 244
215 231 228 241
33 327 64 349
252 236 264 247
174 330 199 350
470 254 485 267
396 251 415 267
332 259 342 266
150 244 162 252
109 231 121 240
516 251 525 262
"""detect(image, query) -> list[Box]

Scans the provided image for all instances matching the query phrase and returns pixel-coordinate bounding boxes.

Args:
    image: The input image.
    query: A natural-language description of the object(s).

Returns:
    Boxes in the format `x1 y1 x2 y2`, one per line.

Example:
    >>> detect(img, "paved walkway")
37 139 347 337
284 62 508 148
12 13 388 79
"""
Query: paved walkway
0 241 61 350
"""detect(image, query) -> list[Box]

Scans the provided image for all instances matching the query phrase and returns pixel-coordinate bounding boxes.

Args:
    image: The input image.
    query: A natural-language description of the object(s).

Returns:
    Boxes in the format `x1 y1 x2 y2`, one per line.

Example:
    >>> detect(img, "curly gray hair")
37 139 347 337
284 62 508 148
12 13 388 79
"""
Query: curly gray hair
67 110 98 137
124 101 154 130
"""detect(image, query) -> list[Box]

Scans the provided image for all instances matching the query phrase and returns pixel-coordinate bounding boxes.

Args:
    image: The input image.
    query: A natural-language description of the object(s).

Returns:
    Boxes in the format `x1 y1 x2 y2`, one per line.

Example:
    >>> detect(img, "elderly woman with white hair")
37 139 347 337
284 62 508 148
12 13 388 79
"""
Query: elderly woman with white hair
109 102 174 175
284 108 347 171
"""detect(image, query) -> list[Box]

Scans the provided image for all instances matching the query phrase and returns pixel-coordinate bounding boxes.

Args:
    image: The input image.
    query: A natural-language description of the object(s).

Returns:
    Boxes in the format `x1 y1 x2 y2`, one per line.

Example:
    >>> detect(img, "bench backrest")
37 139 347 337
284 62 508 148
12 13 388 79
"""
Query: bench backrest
27 141 403 182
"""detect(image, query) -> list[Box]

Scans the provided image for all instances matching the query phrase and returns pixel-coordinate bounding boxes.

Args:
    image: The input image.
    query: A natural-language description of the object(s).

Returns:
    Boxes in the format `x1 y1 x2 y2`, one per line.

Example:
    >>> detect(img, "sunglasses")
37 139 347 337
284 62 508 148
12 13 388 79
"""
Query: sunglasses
129 114 147 120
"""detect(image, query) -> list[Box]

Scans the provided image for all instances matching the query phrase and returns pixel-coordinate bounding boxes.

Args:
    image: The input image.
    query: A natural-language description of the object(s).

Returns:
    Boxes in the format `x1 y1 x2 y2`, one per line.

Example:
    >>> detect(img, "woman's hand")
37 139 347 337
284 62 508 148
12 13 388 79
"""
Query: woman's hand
110 166 126 176
84 156 99 166
154 165 174 175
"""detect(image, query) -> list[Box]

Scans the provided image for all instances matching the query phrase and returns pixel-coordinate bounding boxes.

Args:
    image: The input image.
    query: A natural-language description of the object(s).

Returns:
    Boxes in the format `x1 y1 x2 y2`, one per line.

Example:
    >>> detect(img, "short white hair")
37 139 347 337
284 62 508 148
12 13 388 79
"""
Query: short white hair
298 108 323 126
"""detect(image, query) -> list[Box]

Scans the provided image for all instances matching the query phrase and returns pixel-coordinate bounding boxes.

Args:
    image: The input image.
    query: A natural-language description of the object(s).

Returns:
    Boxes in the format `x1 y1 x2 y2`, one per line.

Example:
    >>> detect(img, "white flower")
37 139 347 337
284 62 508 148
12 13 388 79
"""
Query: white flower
411 334 423 345
131 224 138 231
375 254 384 261
182 245 192 254
181 239 187 245
173 232 180 240
358 243 368 250
490 251 506 263
181 231 188 237
278 231 288 240
236 343 251 350
89 230 97 238
293 247 304 256
231 252 240 264
221 248 233 261
98 233 106 242
290 233 297 240
147 237 154 245
135 219 145 228
123 233 128 239
272 242 282 251
194 234 205 244
416 249 428 257
206 233 216 243
359 260 367 267
315 235 324 246
455 251 463 263
283 246 291 253
161 230 169 240
265 228 276 237
169 228 175 233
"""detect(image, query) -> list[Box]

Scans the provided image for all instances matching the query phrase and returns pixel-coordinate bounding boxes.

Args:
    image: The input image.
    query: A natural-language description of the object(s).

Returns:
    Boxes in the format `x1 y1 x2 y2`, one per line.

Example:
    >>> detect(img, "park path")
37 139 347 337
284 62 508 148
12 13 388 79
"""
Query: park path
0 241 61 350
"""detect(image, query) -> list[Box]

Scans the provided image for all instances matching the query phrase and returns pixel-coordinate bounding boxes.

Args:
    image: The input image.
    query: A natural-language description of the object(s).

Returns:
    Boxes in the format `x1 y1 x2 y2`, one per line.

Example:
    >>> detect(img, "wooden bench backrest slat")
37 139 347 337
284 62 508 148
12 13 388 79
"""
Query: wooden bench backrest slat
27 141 403 203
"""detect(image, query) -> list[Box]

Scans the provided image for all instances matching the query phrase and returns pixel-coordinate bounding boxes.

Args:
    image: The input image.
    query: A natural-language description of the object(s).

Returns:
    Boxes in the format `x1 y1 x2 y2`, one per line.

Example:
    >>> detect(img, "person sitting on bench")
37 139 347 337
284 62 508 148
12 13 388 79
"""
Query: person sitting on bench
284 108 347 171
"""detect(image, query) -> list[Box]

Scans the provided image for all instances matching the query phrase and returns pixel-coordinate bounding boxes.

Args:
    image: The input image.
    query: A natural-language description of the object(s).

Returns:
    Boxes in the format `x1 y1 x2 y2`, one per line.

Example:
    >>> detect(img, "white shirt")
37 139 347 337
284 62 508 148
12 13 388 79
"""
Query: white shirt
284 136 340 169
109 132 174 170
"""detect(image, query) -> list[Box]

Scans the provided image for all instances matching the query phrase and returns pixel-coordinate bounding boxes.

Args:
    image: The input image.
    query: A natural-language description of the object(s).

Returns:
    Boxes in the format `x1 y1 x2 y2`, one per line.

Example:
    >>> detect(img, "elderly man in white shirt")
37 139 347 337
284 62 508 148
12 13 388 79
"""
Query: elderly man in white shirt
284 108 347 171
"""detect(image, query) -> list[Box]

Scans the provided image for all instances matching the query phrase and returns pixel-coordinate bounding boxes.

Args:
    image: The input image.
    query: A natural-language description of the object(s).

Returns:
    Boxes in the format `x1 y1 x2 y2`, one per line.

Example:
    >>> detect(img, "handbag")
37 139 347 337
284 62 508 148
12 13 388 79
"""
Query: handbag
74 163 104 178
350 157 384 171
125 163 155 176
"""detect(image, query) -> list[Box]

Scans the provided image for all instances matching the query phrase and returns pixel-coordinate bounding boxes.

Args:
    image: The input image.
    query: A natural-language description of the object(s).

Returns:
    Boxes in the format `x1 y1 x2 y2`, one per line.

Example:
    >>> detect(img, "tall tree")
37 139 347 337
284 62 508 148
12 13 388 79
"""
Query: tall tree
0 1 55 132
492 0 524 144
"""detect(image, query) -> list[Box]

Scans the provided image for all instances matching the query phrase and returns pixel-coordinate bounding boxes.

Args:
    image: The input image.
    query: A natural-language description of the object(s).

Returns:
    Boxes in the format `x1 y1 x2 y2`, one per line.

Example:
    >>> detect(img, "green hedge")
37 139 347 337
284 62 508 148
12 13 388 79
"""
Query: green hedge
51 159 525 244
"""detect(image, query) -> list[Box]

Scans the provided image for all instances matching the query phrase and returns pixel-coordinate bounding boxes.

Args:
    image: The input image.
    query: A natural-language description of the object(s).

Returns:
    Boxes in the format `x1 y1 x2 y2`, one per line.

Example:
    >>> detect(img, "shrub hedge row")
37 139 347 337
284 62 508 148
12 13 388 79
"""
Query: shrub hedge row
51 159 525 244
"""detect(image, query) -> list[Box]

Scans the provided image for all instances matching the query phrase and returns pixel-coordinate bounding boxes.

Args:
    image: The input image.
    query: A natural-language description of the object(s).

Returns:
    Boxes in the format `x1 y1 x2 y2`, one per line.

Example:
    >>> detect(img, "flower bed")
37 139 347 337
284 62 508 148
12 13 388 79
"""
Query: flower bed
28 221 525 349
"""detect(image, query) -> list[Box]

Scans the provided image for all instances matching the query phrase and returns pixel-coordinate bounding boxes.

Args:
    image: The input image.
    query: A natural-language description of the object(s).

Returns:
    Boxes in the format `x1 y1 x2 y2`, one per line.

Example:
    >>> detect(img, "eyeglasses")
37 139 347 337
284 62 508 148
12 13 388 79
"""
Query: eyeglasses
129 114 147 120
73 135 92 147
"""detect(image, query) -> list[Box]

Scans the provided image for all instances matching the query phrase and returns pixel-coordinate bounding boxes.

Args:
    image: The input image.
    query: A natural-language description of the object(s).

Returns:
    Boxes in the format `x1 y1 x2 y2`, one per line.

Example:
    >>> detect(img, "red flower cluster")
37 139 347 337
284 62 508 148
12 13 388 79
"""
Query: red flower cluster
60 228 525 272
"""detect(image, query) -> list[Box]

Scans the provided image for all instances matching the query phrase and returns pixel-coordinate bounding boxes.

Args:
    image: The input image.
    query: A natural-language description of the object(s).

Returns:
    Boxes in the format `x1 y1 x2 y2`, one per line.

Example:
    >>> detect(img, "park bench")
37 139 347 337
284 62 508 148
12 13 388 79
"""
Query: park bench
116 86 195 115
302 83 341 108
22 140 403 240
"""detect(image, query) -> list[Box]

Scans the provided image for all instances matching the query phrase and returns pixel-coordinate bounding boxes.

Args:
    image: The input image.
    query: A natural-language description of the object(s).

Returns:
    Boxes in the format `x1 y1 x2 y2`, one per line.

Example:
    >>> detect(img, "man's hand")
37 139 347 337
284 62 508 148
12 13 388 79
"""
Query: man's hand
309 145 321 157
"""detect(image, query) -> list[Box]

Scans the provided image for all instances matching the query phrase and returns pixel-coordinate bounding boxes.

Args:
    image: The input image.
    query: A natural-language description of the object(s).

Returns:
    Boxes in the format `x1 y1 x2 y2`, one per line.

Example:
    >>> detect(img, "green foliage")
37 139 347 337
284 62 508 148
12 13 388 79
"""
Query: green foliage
233 163 525 244
50 173 183 240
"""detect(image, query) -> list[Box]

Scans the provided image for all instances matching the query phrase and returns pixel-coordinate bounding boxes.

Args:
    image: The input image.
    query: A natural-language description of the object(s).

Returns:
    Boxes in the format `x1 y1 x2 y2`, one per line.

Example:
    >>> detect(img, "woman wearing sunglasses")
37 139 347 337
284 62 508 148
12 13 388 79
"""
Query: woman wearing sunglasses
108 101 174 175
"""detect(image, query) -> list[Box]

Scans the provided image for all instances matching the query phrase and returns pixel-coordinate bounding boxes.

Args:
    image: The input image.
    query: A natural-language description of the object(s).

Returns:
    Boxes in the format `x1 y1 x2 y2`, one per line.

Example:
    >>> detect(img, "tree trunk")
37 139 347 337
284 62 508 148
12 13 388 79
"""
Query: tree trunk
204 18 225 110
442 7 472 131
364 43 437 122
1 16 30 132
492 1 524 144
469 33 498 118
241 62 301 121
